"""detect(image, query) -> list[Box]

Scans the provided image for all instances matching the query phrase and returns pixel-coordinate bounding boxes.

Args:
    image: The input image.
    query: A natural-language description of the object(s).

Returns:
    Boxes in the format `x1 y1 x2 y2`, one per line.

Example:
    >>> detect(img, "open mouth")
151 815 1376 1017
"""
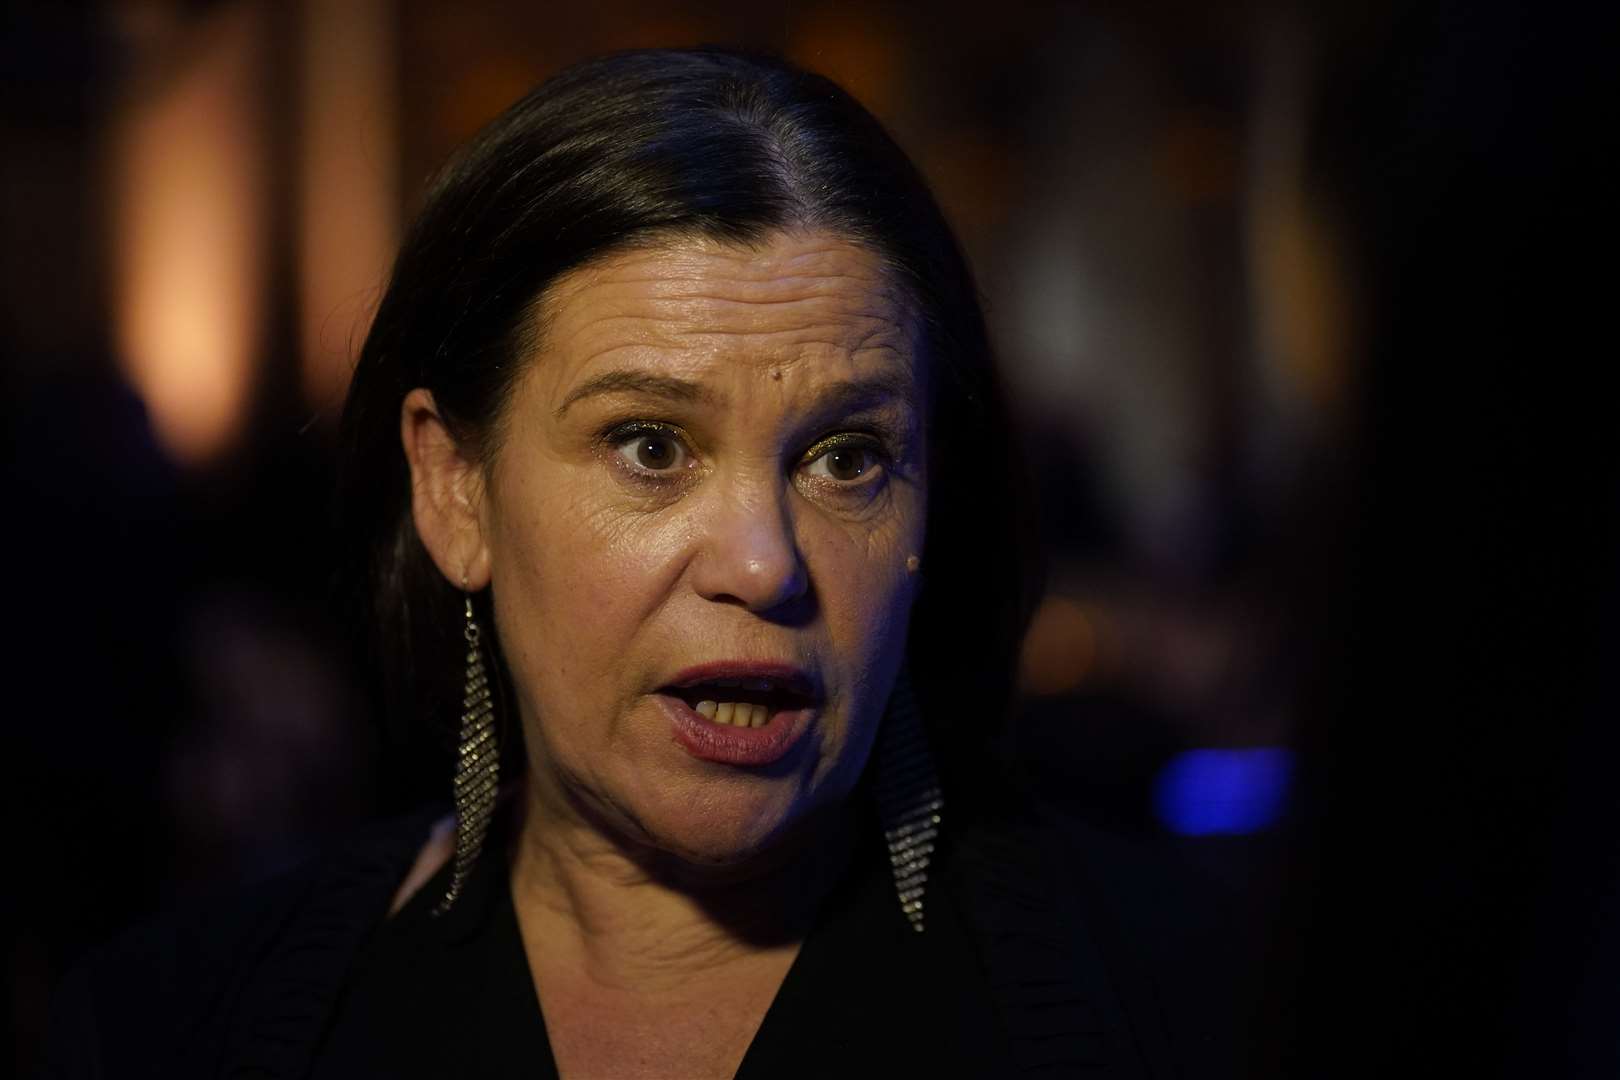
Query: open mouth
665 677 817 729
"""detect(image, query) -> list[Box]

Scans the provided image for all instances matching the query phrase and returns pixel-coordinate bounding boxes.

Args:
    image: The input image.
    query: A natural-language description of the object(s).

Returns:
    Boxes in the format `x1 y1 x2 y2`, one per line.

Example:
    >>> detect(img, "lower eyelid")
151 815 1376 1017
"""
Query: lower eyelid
800 459 886 490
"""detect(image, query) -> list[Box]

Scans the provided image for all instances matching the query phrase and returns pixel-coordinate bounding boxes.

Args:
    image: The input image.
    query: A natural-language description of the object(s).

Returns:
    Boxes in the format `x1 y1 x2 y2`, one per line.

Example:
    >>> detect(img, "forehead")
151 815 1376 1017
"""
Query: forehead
527 231 923 398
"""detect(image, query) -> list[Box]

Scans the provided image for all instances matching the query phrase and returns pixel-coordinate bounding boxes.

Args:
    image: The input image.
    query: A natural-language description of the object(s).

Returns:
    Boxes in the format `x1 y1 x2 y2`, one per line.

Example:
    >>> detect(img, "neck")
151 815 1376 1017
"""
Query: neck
507 776 859 994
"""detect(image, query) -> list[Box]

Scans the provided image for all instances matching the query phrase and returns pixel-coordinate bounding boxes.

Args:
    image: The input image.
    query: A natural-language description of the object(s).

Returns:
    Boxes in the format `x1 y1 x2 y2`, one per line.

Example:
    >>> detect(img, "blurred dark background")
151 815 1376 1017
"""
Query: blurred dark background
3 0 1612 1075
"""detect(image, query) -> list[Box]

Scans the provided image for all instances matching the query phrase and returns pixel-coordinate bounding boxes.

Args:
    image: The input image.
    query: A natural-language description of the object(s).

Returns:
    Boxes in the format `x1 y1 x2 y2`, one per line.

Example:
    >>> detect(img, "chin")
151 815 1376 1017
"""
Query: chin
635 787 802 869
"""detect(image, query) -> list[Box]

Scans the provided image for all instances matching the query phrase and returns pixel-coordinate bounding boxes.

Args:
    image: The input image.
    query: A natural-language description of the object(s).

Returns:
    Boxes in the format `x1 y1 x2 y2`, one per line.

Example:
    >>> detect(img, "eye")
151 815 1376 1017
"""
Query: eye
612 426 690 473
802 438 883 484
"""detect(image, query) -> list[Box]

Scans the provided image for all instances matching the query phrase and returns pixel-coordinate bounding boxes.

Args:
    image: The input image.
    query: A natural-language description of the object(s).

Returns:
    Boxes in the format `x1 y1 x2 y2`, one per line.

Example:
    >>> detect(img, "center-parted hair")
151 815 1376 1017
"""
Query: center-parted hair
336 47 1041 824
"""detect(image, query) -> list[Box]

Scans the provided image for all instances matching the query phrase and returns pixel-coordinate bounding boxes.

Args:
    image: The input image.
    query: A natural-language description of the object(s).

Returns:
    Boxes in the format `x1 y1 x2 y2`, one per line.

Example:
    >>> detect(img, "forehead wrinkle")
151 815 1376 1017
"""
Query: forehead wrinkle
662 326 909 350
539 222 905 293
556 343 915 403
547 236 908 316
639 275 895 305
562 291 906 334
566 268 887 298
527 230 925 405
557 308 913 370
585 234 892 286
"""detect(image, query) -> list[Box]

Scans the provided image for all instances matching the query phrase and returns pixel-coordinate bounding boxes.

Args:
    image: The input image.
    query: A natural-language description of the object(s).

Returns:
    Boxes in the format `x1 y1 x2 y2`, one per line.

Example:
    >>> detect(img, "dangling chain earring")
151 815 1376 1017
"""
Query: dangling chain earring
873 666 944 933
434 586 499 916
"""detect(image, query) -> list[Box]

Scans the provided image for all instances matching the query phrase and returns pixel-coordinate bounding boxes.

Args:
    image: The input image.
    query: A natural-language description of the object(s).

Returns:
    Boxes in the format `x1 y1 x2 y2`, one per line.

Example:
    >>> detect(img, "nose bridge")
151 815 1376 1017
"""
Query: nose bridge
694 460 806 611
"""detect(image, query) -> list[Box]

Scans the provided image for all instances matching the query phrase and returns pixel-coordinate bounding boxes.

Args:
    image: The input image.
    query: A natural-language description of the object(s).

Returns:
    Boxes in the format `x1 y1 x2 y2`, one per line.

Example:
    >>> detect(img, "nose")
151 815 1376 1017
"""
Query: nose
691 480 809 615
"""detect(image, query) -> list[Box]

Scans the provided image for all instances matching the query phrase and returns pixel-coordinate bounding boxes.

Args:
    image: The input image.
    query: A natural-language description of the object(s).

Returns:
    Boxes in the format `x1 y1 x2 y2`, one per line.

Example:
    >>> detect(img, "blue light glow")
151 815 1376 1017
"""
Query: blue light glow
1154 747 1294 836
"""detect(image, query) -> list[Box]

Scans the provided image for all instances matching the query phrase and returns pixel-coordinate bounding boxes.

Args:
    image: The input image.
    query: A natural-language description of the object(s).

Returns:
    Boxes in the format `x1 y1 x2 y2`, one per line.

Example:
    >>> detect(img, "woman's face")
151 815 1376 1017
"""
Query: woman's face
475 230 927 867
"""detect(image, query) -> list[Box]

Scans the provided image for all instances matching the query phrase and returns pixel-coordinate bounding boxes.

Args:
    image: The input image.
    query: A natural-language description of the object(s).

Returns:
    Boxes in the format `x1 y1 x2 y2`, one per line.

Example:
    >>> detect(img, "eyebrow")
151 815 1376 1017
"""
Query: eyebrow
553 368 919 420
554 371 719 418
802 370 919 419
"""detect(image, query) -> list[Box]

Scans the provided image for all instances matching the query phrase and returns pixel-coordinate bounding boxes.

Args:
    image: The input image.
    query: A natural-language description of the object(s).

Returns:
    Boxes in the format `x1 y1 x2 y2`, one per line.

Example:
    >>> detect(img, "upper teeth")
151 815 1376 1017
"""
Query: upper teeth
694 700 772 728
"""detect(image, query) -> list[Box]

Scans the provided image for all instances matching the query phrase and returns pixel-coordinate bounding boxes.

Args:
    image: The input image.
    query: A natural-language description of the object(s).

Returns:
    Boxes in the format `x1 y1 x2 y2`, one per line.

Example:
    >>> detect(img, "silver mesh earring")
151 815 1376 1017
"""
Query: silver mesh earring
872 666 943 933
434 589 499 915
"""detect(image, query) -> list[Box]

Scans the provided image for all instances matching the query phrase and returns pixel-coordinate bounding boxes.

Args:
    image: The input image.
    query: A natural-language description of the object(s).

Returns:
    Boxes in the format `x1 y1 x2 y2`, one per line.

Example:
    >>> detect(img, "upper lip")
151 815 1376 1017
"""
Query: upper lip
663 661 819 702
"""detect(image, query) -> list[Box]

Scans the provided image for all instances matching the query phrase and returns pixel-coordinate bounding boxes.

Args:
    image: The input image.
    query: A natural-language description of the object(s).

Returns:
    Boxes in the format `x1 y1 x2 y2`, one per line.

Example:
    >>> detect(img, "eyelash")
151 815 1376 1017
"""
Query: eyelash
599 420 896 490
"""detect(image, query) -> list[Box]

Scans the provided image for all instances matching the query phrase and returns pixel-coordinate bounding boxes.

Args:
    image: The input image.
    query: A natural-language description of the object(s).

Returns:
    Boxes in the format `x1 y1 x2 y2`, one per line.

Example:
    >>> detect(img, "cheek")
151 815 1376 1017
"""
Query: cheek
805 512 921 683
487 470 689 705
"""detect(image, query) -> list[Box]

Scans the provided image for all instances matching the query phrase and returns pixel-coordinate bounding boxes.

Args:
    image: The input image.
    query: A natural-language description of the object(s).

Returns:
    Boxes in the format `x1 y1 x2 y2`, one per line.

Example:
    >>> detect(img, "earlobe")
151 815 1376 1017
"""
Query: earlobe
400 388 493 590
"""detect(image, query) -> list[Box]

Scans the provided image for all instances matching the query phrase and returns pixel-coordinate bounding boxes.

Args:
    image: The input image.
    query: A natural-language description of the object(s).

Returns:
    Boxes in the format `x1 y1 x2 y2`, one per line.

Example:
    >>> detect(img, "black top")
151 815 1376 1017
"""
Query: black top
310 808 1007 1078
41 805 1242 1079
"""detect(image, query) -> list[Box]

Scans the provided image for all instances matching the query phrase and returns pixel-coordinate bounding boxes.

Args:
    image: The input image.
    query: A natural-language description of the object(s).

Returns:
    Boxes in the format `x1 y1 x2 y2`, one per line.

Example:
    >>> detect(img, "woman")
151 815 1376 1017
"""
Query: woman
45 48 1237 1078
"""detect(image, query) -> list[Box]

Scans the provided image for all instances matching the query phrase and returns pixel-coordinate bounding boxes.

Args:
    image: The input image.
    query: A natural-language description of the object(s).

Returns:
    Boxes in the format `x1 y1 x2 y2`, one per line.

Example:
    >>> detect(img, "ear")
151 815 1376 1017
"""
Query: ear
401 388 492 590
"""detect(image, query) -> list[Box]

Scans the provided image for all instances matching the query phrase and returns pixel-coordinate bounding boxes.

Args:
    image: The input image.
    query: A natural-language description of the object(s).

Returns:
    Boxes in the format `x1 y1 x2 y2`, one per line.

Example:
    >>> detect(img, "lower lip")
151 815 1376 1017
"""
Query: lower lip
661 695 814 767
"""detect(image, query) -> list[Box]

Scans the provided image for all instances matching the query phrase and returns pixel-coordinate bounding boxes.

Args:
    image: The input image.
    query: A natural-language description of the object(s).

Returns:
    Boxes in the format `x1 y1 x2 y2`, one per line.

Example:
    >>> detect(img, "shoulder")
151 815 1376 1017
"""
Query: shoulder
39 807 445 1079
946 812 1246 1080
